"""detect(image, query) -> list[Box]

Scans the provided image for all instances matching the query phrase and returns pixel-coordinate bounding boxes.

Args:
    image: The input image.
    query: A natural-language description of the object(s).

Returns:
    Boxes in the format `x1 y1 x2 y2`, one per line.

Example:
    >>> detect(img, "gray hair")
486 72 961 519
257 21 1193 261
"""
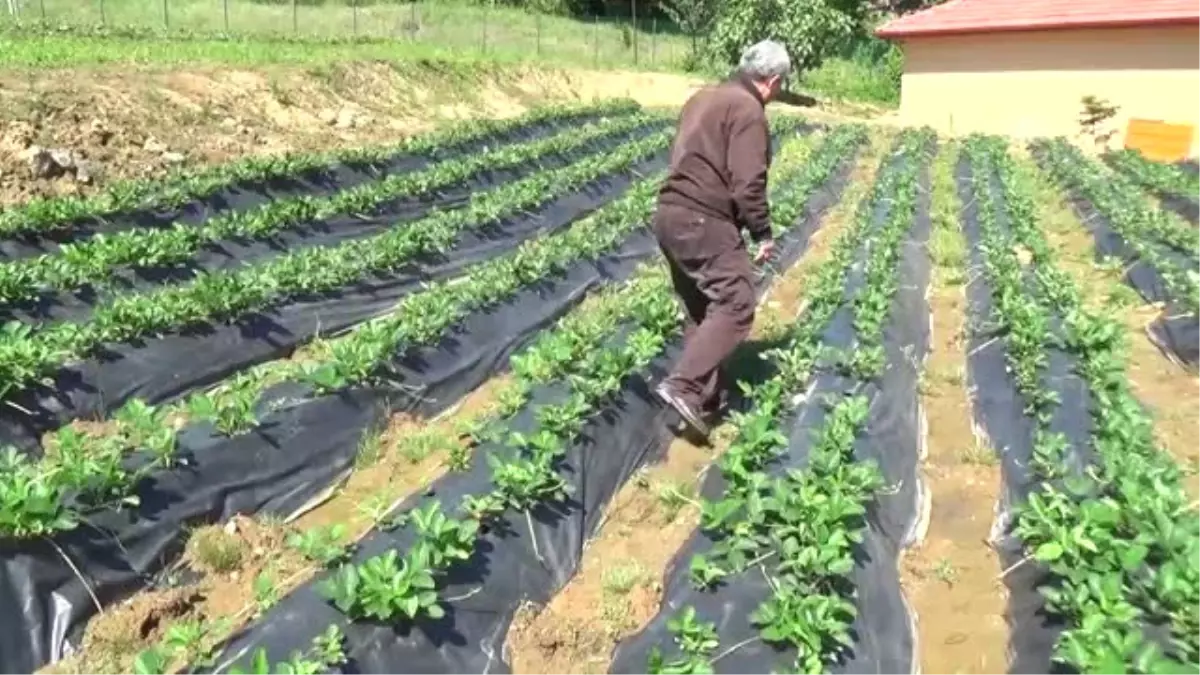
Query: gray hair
738 40 792 81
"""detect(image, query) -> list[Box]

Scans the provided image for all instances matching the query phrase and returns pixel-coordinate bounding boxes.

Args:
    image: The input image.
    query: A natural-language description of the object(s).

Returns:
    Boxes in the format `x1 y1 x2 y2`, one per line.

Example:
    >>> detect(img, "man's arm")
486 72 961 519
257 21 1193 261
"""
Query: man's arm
727 107 771 243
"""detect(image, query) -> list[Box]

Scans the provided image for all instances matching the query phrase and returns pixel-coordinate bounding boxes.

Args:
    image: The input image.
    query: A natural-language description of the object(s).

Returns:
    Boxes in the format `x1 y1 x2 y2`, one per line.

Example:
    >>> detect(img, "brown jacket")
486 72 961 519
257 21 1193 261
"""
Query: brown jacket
657 74 772 244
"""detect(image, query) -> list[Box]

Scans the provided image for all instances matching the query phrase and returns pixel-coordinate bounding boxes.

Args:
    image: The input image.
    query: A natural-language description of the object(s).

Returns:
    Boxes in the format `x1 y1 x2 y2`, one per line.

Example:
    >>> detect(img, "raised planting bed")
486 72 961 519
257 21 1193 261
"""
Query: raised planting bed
0 115 696 449
0 99 641 246
0 110 667 311
0 110 817 674
62 123 865 675
959 135 1199 674
1031 138 1199 369
1105 148 1200 226
610 126 937 674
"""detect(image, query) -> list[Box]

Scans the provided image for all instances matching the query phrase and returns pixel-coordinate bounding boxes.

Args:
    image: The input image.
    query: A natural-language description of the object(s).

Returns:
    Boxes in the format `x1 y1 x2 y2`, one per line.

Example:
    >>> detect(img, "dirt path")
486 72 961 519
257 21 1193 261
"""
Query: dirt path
898 141 1009 674
1015 154 1200 479
502 128 895 674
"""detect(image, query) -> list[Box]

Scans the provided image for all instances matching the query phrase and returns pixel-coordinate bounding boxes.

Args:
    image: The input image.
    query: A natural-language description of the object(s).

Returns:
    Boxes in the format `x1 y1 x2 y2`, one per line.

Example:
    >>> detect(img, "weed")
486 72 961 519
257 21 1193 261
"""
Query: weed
355 426 386 468
397 428 454 463
287 523 349 567
653 479 695 523
601 561 647 596
933 557 958 587
267 78 294 107
188 526 245 574
252 569 279 617
960 438 999 467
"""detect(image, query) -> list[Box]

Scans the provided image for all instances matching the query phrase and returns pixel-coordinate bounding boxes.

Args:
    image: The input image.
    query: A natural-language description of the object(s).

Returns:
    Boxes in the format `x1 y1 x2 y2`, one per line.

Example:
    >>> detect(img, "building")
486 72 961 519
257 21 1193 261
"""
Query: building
876 0 1200 159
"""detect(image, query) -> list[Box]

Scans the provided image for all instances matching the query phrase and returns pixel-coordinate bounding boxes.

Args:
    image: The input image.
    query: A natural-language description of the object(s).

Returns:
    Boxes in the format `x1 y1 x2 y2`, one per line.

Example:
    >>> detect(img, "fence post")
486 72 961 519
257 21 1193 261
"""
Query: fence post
222 0 229 32
632 0 638 66
535 11 541 57
592 14 598 67
482 1 489 55
651 17 656 67
352 0 357 36
292 0 298 33
162 0 168 28
99 0 105 25
39 0 46 21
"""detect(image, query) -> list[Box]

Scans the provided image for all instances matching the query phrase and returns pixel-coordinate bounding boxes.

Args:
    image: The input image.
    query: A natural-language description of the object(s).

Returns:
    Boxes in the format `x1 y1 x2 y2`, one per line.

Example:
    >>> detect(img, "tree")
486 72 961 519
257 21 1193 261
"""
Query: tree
658 0 720 69
706 0 867 76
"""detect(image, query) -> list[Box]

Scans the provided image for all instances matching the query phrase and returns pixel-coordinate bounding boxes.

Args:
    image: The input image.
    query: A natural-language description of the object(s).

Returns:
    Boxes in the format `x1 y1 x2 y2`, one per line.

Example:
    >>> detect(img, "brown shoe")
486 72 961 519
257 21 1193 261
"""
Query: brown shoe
655 383 710 439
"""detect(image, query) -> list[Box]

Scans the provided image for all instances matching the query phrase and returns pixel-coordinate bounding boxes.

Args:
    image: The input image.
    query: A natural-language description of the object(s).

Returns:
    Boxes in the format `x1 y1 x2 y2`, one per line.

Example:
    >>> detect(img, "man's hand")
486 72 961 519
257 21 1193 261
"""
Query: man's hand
753 239 777 265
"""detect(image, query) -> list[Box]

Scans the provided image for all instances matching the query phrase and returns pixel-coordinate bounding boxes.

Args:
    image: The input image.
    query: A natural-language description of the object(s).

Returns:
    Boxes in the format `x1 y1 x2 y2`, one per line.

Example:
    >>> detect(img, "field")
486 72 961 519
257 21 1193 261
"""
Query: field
0 81 1198 675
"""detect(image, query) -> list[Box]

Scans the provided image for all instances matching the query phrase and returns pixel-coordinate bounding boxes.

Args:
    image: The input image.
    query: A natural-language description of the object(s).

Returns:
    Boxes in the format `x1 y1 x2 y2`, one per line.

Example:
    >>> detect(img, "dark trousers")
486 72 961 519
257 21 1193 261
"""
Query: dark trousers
653 203 756 412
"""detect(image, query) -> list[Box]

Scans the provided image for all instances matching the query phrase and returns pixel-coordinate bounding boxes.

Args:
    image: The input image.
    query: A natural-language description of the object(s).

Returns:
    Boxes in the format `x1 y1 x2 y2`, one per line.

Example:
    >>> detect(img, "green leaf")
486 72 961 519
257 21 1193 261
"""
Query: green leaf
1034 541 1064 562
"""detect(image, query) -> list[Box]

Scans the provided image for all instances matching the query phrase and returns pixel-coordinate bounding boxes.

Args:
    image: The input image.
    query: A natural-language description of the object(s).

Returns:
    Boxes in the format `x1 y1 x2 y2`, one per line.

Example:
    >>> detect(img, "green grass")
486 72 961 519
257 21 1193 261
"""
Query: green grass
0 0 690 70
0 2 901 108
800 38 902 106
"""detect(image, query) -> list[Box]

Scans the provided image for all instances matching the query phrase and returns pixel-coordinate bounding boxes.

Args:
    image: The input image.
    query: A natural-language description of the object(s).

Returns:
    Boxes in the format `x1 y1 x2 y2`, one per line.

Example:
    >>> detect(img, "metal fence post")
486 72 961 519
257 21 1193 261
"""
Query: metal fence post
592 14 598 67
482 1 489 55
651 17 657 67
632 0 638 66
223 0 229 32
292 0 298 33
99 0 106 26
352 0 358 36
162 0 168 28
39 0 46 21
535 11 541 57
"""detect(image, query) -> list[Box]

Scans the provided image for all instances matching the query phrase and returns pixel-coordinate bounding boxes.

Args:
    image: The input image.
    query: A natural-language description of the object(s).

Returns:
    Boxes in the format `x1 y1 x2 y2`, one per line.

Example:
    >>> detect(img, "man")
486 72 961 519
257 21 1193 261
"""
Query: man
653 39 792 440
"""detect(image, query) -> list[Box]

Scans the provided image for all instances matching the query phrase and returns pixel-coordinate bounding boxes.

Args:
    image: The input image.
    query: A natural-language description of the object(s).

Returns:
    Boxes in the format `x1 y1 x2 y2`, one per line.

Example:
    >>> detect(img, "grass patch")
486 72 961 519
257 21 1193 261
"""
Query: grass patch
652 478 696 523
0 4 902 110
802 53 900 106
354 425 385 468
0 2 689 71
187 526 245 573
932 557 958 586
601 561 647 596
960 438 999 467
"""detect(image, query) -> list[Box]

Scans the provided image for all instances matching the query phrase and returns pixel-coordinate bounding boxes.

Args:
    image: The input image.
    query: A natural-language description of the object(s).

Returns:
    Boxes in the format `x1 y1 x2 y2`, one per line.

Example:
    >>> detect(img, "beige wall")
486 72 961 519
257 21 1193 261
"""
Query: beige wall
897 25 1200 157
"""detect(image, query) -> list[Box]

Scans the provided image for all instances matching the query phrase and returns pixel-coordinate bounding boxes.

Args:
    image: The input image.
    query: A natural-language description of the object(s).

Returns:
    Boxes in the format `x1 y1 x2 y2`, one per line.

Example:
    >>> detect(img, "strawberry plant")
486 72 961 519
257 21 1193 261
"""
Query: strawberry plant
645 127 932 673
0 99 639 237
1032 137 1198 316
229 625 346 675
964 135 1200 672
0 129 674 394
186 373 260 437
1105 148 1200 204
320 545 444 621
0 129 813 675
286 523 350 567
0 112 663 303
647 607 719 674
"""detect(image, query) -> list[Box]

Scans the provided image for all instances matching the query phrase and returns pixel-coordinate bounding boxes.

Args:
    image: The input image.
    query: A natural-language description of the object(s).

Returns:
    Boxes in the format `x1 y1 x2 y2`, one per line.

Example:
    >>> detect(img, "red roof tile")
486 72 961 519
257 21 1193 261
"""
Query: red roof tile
876 0 1200 38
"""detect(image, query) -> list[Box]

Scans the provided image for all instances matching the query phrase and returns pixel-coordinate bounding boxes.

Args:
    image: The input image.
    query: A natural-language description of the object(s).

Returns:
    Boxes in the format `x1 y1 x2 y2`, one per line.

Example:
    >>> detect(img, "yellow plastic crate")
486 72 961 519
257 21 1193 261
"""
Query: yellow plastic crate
1124 119 1196 162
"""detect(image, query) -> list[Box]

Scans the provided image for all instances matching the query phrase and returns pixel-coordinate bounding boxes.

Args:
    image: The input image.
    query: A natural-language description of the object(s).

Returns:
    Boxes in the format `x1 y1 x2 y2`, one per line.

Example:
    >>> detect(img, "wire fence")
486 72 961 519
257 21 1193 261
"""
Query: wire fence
1 0 692 70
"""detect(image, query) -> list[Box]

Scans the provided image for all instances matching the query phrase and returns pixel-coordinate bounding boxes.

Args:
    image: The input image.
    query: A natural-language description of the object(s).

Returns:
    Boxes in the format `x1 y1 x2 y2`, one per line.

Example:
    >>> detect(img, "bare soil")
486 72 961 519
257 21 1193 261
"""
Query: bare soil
503 128 896 674
898 142 1009 674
